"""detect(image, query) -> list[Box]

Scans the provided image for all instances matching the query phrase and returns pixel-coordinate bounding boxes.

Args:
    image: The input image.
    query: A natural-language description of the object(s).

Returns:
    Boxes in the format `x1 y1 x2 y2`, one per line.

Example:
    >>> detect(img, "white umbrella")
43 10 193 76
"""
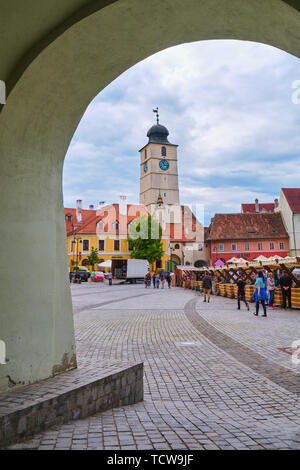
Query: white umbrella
254 255 269 261
98 260 112 268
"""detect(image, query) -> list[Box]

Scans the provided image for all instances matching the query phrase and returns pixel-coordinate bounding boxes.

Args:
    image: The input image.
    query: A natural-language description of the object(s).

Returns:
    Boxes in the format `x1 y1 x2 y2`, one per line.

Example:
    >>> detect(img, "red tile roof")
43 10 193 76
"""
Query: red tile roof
65 204 205 241
64 208 95 235
207 212 288 241
65 204 148 236
282 188 300 213
241 203 275 213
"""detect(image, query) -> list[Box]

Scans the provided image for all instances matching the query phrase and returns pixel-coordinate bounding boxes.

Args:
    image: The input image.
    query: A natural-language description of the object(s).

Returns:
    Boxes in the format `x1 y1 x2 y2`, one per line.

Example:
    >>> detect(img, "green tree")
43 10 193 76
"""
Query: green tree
129 215 164 264
87 247 99 272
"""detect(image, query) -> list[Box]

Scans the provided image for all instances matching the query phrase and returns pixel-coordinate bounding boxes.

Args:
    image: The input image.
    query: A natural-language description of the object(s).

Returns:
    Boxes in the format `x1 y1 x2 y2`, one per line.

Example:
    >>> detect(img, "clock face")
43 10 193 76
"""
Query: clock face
144 162 148 173
159 159 169 171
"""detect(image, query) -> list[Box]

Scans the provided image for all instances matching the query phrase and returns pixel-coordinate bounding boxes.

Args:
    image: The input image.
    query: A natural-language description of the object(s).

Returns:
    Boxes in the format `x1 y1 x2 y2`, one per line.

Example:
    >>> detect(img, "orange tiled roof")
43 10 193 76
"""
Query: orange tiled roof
207 212 288 241
241 203 275 213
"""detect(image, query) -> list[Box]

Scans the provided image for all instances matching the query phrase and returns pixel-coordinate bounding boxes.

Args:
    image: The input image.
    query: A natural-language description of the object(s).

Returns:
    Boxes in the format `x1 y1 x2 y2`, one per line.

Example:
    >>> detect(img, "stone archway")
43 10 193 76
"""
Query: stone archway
1 0 300 391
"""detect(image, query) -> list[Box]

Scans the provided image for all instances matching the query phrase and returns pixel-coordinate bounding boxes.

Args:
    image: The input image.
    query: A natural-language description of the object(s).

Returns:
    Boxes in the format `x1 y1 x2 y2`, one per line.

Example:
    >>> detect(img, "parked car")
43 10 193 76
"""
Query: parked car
74 269 89 282
92 271 105 282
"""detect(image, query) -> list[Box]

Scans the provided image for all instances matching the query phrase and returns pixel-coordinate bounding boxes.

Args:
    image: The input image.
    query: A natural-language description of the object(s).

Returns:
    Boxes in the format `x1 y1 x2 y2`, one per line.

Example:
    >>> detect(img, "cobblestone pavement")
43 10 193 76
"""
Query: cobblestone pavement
9 284 300 450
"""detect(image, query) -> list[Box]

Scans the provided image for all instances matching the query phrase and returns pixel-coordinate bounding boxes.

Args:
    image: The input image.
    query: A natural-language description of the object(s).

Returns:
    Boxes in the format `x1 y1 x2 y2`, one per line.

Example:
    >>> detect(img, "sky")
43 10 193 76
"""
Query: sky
63 39 300 226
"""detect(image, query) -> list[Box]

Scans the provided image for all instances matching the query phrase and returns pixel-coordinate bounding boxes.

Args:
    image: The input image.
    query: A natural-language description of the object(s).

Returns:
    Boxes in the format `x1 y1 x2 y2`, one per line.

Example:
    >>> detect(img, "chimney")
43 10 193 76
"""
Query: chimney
119 195 127 216
255 198 259 213
89 204 94 210
274 198 279 209
76 200 82 223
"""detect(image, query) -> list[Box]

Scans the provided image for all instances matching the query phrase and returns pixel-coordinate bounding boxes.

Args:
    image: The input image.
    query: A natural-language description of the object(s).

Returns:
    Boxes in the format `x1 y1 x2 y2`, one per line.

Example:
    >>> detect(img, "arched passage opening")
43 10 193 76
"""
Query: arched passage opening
1 0 300 392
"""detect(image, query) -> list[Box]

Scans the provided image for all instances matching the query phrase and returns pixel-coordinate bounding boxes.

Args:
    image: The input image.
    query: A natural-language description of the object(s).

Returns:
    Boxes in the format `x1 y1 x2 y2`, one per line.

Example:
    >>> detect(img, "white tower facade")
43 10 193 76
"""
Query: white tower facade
139 122 179 210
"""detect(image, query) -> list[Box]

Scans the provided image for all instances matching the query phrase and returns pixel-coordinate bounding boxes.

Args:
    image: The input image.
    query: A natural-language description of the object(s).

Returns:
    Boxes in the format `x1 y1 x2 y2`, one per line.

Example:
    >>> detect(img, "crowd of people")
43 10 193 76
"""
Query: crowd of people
192 269 295 317
144 271 174 289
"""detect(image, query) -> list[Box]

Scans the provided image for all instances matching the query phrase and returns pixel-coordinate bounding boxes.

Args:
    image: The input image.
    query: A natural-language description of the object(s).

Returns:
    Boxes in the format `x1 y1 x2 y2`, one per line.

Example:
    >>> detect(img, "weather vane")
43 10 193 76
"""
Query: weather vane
153 107 159 124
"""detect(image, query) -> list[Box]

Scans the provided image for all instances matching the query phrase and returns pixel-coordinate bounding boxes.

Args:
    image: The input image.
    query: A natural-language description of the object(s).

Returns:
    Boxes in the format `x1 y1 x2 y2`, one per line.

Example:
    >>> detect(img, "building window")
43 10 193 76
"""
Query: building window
145 149 147 159
219 243 224 252
113 221 119 230
245 243 250 251
258 242 263 251
114 240 120 251
98 240 105 251
270 242 274 250
83 239 89 251
98 221 104 229
174 244 180 250
232 244 237 251
280 242 285 250
66 215 72 221
128 240 134 251
71 241 75 251
161 146 167 156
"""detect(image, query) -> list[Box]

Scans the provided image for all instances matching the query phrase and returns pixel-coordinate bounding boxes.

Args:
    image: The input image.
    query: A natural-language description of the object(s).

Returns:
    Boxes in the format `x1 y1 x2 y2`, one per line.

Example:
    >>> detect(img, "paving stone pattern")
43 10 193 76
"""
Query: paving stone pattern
8 284 300 450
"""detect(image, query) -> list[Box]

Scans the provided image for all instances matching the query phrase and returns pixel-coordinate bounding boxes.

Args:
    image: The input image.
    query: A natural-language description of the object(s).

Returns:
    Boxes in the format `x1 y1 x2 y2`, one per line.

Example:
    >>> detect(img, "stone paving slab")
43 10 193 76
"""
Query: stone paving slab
185 298 300 394
0 361 143 448
194 294 300 373
7 285 300 450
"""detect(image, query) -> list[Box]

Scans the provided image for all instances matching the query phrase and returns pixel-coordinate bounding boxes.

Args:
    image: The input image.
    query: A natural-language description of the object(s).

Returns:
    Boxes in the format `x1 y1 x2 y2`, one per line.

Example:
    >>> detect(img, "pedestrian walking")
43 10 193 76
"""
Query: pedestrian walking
253 271 268 317
202 272 212 303
267 272 275 309
160 272 165 289
152 272 156 289
237 276 249 311
144 272 151 288
108 271 112 286
166 272 171 288
155 273 160 289
279 270 293 309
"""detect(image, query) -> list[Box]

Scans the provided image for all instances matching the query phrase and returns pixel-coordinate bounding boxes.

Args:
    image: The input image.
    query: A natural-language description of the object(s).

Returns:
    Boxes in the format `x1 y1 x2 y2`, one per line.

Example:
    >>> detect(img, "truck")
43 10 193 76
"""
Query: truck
111 259 150 283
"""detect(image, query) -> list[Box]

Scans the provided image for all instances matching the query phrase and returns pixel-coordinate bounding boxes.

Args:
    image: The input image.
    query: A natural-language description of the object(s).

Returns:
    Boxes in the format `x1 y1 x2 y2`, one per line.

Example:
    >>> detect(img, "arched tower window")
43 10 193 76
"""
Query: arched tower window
161 146 166 156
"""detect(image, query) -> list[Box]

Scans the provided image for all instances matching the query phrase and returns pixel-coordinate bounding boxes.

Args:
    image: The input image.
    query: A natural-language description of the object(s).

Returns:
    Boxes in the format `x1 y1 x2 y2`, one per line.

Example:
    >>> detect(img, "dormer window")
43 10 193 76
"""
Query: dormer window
66 215 72 221
98 221 104 229
113 221 119 230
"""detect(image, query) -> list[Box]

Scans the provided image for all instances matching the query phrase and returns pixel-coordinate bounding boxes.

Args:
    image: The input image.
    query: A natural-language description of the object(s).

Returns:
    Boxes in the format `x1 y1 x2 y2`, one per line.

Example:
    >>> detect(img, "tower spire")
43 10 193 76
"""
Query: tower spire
153 107 159 125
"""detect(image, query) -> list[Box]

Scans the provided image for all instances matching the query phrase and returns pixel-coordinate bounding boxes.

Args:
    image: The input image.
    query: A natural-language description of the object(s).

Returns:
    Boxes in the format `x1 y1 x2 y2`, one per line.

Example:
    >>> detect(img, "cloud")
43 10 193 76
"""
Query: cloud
63 39 300 225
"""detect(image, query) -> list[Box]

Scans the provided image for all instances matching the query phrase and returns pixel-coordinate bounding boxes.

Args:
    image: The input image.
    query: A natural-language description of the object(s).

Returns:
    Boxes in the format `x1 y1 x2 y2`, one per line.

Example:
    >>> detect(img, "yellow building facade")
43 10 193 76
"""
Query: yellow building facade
65 200 170 273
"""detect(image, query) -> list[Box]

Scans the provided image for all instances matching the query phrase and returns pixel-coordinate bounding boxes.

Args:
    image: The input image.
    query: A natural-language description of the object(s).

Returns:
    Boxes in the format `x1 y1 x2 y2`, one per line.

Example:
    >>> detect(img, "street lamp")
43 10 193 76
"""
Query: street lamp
71 228 82 270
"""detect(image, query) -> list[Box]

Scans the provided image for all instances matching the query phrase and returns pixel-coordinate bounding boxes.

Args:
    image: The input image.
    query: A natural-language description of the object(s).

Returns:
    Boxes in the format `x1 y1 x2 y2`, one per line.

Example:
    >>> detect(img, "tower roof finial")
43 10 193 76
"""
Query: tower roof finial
153 107 159 125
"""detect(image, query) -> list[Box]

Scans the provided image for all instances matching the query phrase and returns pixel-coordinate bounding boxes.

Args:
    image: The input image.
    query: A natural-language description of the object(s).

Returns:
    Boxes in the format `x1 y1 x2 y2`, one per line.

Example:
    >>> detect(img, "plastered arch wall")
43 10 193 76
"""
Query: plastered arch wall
1 0 300 391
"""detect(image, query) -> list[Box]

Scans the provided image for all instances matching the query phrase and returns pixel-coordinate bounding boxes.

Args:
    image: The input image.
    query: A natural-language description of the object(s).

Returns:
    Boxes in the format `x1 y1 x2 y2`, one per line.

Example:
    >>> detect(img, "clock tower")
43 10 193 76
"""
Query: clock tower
139 112 179 210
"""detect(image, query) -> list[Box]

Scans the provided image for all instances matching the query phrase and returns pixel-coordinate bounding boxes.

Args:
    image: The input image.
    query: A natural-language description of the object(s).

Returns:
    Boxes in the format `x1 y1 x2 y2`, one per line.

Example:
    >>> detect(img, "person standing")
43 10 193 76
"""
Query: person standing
166 272 171 288
262 269 268 289
253 271 268 317
155 273 160 289
202 272 212 303
267 272 275 309
152 272 156 289
237 276 249 311
160 272 165 289
144 272 150 288
279 270 293 309
108 271 112 286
